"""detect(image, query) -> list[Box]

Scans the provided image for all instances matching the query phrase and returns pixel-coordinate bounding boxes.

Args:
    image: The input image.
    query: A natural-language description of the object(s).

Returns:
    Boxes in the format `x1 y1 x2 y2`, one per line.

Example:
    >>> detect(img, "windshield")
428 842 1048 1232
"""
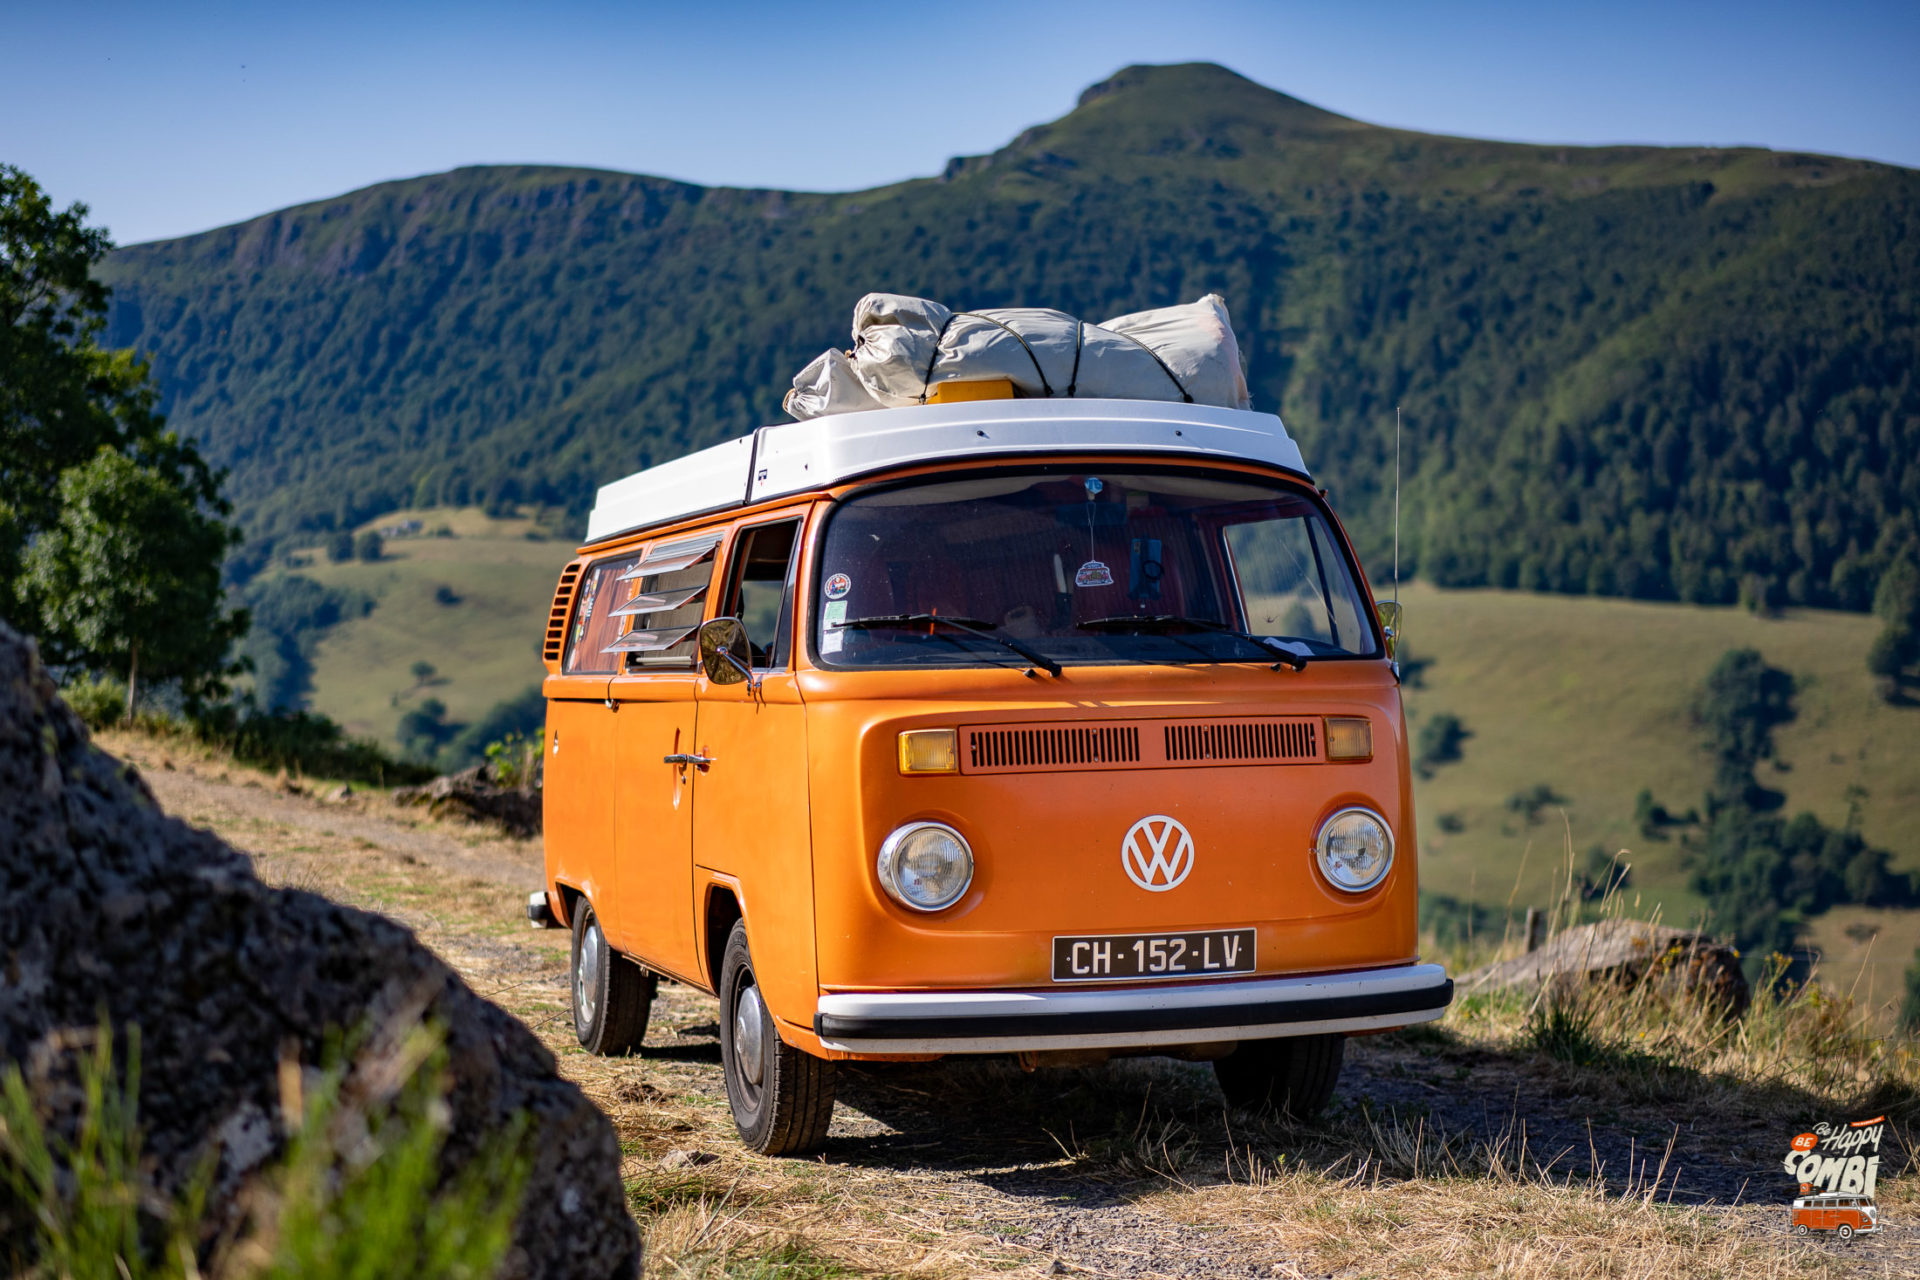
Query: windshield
812 467 1379 670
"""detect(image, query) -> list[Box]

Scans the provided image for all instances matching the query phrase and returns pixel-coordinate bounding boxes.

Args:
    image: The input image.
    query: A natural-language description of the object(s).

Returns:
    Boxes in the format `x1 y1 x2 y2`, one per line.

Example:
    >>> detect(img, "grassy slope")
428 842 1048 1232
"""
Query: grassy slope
264 507 563 743
1402 580 1920 921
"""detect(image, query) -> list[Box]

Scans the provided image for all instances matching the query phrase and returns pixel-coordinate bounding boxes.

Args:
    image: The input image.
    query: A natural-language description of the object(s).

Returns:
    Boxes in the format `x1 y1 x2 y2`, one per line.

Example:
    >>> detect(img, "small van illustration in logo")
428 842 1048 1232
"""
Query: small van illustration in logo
1783 1117 1883 1238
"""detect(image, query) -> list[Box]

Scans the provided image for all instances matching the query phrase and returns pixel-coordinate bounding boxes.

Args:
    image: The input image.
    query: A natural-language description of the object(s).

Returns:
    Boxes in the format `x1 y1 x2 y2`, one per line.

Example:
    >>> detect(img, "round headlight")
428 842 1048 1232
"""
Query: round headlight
877 822 974 912
1315 807 1393 892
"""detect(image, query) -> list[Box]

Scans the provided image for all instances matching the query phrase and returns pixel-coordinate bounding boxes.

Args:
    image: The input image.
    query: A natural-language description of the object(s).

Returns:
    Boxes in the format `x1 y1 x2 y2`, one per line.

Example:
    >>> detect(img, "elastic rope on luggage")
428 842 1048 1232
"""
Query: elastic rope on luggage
918 311 1054 401
1066 321 1084 398
1108 328 1193 403
918 313 961 402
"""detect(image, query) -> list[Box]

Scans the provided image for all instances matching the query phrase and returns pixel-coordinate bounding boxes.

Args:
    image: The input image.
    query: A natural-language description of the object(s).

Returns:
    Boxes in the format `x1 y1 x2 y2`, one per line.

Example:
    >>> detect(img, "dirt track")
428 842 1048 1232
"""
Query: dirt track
106 731 1920 1278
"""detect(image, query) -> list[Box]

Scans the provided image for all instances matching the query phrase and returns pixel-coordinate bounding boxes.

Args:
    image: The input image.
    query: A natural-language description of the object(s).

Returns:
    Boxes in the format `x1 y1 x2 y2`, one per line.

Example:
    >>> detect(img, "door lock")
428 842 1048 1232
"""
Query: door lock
662 752 713 769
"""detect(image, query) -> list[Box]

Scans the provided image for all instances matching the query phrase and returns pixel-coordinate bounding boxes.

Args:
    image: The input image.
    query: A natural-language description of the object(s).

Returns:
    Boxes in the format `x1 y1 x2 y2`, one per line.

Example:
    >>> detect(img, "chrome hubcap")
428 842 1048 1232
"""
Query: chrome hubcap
734 983 766 1086
576 922 602 1028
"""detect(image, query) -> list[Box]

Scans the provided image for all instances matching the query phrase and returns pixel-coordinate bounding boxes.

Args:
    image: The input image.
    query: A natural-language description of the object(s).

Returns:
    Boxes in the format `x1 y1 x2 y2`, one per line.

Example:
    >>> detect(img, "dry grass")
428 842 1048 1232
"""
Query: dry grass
88 724 1920 1279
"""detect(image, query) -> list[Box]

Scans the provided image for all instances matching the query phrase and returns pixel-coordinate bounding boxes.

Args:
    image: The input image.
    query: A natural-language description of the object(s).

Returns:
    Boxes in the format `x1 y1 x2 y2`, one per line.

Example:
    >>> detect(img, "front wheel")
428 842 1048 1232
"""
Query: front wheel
718 922 836 1154
571 898 655 1055
1213 1033 1345 1119
1838 1224 1854 1241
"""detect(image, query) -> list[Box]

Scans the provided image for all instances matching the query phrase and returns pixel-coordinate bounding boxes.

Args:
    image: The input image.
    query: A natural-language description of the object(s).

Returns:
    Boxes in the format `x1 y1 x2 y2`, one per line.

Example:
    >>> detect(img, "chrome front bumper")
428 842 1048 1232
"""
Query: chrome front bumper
813 962 1453 1054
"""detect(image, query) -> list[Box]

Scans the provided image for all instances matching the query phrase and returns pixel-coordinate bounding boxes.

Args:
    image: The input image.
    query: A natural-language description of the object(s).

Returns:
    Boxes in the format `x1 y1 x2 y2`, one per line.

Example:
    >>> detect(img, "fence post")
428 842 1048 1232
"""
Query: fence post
1524 906 1545 953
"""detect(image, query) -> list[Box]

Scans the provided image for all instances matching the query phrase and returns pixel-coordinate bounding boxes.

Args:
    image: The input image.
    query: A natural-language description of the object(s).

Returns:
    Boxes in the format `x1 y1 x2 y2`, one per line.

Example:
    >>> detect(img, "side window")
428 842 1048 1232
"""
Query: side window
615 532 721 670
722 520 801 669
562 552 642 675
560 533 720 675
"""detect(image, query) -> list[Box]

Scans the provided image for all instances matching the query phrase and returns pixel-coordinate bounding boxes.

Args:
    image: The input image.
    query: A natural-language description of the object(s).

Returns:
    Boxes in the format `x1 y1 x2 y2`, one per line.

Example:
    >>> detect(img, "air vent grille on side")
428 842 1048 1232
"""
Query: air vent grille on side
1164 719 1317 763
969 725 1140 771
543 562 583 666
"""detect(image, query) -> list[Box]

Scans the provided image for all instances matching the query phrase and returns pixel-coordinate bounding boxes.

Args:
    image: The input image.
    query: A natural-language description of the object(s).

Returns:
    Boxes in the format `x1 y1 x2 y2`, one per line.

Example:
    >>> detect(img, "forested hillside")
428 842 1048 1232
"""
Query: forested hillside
99 62 1919 607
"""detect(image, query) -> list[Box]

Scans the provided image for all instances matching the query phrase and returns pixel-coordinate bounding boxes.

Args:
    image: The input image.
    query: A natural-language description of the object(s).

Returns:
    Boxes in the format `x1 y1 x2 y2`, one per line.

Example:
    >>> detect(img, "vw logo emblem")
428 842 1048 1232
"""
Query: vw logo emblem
1121 815 1195 892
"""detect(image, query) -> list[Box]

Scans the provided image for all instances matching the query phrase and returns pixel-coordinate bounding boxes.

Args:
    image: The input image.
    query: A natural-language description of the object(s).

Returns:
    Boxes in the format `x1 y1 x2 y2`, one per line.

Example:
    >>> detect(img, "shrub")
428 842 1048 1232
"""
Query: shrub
353 531 383 562
61 674 130 729
1505 782 1565 825
484 732 540 788
193 702 435 787
326 531 354 563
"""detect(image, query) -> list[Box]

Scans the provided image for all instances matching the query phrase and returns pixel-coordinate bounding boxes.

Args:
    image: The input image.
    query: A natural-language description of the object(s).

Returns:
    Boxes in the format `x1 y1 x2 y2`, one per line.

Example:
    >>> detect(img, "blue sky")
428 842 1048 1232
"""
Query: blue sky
5 0 1917 245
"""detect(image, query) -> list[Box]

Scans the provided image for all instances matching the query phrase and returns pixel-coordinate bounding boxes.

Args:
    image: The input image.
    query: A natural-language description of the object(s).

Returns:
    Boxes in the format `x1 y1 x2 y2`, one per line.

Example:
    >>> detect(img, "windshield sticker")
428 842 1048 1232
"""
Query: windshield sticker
823 600 848 627
820 628 846 655
1075 560 1114 589
825 572 852 600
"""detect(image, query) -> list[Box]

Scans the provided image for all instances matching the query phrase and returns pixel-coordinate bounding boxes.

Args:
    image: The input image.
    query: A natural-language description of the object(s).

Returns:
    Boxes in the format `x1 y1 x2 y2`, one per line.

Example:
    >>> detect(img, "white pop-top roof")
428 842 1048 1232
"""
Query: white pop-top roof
583 398 1309 545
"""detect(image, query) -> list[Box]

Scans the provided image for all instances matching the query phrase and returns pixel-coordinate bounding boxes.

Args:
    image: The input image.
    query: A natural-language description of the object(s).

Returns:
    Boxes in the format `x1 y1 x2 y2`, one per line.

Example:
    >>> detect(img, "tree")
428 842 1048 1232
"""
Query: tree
1902 948 1920 1035
19 450 246 715
326 531 354 563
1414 712 1468 777
1693 648 1796 800
1 166 227 602
1870 556 1920 697
354 530 383 562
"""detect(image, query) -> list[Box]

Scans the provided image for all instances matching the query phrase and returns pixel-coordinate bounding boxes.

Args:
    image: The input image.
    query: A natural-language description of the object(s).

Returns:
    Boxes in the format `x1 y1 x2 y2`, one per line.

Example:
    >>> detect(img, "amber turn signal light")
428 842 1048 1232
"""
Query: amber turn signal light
1323 717 1373 762
898 728 959 774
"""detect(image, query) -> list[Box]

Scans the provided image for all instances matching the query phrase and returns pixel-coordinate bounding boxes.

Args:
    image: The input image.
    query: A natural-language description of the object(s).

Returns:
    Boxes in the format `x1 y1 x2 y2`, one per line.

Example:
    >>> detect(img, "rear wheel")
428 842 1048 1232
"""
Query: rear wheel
1213 1033 1345 1119
1795 1224 1810 1236
571 898 655 1055
718 921 836 1154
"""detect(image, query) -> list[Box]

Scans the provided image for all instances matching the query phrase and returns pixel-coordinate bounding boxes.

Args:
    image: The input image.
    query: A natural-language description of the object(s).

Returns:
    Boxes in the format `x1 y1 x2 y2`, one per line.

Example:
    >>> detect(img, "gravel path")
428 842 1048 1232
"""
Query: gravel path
105 737 1920 1278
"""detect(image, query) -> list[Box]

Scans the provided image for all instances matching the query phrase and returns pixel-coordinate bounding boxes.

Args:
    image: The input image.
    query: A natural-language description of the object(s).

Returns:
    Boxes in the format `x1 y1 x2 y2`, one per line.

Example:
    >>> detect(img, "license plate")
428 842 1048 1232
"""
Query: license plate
1051 928 1257 982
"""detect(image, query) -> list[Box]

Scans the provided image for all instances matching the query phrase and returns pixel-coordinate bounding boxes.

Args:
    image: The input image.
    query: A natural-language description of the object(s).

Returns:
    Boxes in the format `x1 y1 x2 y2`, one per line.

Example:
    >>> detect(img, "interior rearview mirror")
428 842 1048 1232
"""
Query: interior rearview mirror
699 617 756 688
1375 601 1401 659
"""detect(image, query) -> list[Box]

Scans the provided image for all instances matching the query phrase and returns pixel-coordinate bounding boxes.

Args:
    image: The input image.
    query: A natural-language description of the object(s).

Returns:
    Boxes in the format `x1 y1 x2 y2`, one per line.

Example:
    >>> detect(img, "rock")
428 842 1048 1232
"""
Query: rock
394 763 542 837
0 623 639 1279
329 783 353 801
1459 918 1749 1015
659 1149 718 1170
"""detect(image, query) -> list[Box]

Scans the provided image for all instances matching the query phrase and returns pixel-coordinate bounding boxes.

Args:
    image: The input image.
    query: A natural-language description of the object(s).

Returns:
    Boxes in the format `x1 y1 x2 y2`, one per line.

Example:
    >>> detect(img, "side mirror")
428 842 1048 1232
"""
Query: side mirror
699 617 757 689
1375 601 1401 659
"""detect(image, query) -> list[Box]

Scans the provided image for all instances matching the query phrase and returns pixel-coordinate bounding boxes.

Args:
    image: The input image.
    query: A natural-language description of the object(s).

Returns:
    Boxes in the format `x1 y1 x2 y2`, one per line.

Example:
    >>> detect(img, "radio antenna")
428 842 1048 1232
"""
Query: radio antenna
1393 405 1402 609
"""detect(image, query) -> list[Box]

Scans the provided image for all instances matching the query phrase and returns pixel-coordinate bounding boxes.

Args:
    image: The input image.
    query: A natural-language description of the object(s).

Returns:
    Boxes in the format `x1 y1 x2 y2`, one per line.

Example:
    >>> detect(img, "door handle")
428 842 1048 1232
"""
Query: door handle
662 753 712 768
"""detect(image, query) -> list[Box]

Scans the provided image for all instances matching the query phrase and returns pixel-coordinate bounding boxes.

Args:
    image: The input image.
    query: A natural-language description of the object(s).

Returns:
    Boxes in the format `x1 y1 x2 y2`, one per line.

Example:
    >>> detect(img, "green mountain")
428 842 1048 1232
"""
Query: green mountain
100 62 1919 607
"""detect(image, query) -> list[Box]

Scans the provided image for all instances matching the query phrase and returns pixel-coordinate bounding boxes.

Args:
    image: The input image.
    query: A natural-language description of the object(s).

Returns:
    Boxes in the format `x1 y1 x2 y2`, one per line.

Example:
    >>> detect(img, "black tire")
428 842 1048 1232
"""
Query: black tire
571 898 655 1055
1213 1033 1345 1119
718 921 836 1154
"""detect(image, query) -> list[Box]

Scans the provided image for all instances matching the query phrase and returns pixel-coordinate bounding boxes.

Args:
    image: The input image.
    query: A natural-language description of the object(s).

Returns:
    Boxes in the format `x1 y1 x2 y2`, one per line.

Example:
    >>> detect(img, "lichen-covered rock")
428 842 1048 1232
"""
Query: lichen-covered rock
0 623 638 1278
1459 918 1749 1016
395 763 543 837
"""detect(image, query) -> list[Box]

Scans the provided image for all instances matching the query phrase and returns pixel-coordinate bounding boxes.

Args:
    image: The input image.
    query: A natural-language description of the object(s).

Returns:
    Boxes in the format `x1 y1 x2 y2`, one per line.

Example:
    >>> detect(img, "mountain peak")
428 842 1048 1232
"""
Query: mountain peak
1074 62 1350 127
966 61 1366 174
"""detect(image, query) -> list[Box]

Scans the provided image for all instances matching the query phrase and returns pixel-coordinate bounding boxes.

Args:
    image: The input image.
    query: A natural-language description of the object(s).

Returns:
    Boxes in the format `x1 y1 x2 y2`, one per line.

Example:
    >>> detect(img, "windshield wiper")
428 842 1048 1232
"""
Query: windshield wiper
1075 615 1309 671
835 613 1062 678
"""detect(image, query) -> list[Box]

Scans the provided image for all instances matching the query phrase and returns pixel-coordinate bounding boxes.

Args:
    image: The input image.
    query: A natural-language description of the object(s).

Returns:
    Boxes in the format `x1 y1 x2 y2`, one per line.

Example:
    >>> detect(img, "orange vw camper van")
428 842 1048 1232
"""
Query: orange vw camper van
533 397 1452 1154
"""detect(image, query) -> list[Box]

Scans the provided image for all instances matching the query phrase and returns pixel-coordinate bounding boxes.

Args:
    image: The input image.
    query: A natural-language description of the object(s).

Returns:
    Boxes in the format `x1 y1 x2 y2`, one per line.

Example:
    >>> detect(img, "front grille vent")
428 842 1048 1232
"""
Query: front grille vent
969 725 1140 771
1164 719 1317 764
544 561 583 665
960 716 1323 774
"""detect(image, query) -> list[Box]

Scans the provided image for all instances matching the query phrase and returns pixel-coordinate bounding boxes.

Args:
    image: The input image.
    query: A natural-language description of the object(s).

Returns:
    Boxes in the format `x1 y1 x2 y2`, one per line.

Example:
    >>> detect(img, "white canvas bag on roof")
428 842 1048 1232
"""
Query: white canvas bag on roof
782 292 1252 420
